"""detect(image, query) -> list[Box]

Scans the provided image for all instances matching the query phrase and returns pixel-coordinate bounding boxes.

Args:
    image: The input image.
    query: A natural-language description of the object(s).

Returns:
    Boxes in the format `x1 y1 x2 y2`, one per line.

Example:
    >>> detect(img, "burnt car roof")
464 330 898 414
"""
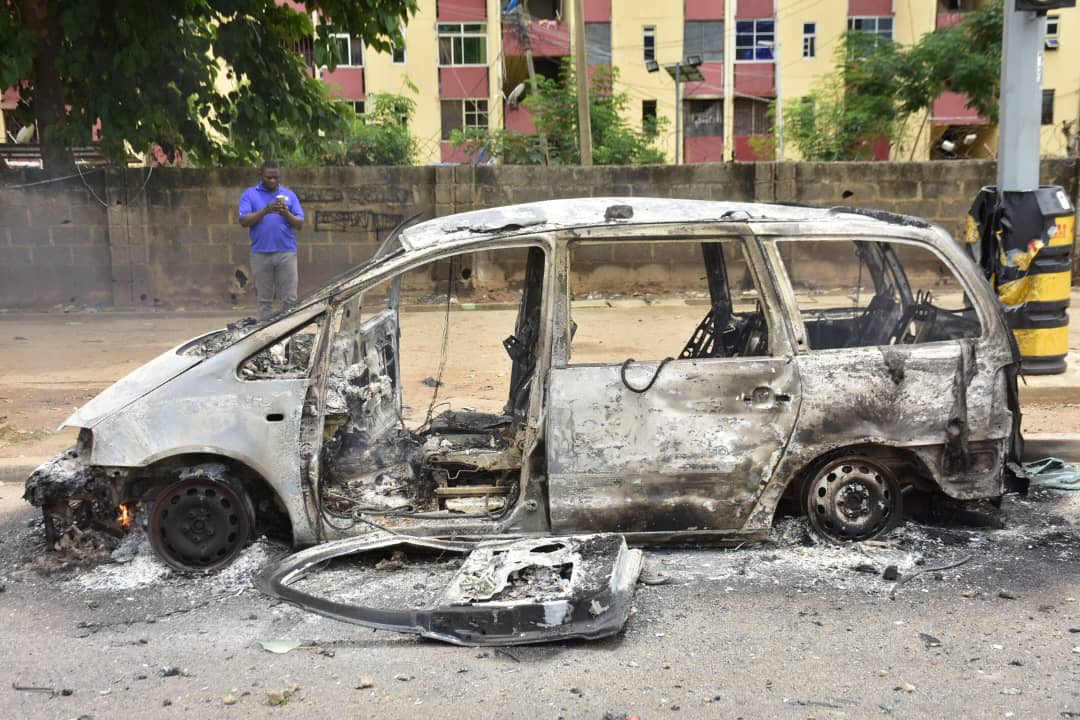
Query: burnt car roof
397 197 931 252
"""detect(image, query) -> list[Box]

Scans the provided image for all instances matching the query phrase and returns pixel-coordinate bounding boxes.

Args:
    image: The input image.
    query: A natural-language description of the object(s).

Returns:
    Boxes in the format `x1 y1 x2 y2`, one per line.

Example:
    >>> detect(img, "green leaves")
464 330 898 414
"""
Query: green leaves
786 2 1003 161
5 0 418 170
273 91 417 167
454 59 666 166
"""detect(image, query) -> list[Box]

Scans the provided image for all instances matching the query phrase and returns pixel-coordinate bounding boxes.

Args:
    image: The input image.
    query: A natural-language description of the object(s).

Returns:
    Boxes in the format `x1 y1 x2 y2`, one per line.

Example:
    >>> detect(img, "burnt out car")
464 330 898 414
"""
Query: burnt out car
26 198 1024 572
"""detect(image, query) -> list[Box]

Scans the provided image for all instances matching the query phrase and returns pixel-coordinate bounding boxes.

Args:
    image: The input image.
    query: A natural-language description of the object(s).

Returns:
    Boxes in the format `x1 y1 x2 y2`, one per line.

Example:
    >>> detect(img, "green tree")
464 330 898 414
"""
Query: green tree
783 2 1002 161
340 92 417 166
281 92 417 166
784 32 905 161
0 0 417 174
899 2 1002 122
453 60 667 165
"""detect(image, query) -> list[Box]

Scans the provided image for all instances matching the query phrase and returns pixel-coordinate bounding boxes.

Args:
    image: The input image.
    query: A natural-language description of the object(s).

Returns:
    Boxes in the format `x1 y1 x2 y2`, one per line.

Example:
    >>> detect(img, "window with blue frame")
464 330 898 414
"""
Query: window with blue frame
735 20 775 62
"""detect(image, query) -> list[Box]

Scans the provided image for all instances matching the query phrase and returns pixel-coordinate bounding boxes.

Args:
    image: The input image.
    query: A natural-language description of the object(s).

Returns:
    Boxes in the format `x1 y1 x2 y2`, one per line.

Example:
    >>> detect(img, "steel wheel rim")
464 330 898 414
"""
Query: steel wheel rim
806 458 899 542
149 478 251 571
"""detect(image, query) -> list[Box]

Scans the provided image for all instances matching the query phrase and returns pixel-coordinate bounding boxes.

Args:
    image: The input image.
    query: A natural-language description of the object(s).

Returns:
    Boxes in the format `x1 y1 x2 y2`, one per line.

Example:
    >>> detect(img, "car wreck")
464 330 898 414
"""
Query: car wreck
26 197 1026 585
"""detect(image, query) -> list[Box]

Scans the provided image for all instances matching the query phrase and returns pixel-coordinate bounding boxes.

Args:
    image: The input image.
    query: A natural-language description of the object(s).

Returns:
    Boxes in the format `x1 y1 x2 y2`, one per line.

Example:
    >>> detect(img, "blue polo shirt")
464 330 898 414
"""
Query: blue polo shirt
238 183 305 253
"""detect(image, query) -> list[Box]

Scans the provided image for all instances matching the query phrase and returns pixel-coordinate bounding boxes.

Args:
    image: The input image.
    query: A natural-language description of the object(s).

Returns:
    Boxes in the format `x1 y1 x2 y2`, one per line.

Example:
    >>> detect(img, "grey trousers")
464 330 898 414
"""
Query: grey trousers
251 251 298 321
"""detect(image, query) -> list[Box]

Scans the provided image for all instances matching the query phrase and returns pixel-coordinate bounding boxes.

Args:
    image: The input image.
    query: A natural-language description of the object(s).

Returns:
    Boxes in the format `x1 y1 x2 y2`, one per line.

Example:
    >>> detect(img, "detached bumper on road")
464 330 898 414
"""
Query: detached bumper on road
256 532 643 646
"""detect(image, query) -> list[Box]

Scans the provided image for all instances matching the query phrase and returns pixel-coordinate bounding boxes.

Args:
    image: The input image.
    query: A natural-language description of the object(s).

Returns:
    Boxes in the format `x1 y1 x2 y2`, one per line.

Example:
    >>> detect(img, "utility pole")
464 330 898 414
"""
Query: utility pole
648 59 703 165
722 0 735 161
515 2 550 164
759 39 784 160
674 65 683 165
572 0 592 165
773 33 783 161
997 8 1046 190
968 0 1077 376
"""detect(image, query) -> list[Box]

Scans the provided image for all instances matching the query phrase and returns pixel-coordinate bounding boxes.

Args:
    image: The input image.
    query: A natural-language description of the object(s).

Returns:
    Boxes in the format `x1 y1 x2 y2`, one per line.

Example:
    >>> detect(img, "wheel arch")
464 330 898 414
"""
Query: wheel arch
785 442 938 501
125 452 294 544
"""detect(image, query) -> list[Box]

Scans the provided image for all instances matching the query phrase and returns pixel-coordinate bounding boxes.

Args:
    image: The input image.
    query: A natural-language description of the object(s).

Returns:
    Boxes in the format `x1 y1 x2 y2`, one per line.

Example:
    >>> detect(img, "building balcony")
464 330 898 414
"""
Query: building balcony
734 63 775 98
734 135 770 162
505 103 537 135
440 67 489 100
683 63 724 98
502 18 570 58
322 67 365 99
685 136 724 163
936 12 964 28
932 92 988 125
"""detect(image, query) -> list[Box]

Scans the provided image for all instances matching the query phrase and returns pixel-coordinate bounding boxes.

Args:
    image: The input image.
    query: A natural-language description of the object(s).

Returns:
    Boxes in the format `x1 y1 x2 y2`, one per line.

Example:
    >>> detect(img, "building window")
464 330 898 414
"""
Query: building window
331 34 365 66
586 22 611 65
438 23 487 66
392 43 406 64
733 97 769 136
1042 89 1054 125
528 0 562 20
642 100 658 136
441 99 489 140
735 20 775 62
803 22 816 58
684 99 723 137
685 21 723 63
347 100 365 115
643 26 656 62
848 17 893 41
1046 15 1060 49
292 37 315 68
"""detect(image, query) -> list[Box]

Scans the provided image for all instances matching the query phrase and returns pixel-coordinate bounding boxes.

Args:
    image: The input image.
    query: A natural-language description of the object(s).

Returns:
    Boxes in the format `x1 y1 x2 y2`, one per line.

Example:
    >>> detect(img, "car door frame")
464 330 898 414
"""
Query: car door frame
544 222 804 541
301 236 562 538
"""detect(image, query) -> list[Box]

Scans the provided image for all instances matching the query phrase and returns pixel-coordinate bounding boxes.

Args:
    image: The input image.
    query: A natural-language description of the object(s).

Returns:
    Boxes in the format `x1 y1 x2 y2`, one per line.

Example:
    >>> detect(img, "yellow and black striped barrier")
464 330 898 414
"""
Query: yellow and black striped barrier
967 186 1075 375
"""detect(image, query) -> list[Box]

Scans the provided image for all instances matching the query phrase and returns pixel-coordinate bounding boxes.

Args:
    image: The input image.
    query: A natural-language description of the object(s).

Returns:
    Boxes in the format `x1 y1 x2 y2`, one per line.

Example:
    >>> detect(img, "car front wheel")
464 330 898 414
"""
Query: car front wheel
148 465 254 572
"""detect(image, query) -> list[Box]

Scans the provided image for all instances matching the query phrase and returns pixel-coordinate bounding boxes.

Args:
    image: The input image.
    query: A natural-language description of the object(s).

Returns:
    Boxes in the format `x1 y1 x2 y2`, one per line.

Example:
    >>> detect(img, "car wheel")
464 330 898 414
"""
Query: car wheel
803 455 902 542
148 467 254 572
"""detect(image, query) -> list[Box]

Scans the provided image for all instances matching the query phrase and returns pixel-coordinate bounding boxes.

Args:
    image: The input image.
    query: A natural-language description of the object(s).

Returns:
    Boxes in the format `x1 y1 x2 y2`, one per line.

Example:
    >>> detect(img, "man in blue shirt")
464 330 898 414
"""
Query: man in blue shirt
238 160 306 320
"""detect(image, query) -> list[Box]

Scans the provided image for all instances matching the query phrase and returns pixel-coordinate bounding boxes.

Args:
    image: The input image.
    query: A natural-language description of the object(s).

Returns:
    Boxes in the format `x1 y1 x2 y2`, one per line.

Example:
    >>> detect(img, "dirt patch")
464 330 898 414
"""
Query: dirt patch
1021 403 1080 435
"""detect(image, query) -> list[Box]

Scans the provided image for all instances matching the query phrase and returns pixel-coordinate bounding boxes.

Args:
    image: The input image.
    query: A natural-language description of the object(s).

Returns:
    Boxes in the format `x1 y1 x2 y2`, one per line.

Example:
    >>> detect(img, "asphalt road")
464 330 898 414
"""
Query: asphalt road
2 481 1079 720
2 305 1079 719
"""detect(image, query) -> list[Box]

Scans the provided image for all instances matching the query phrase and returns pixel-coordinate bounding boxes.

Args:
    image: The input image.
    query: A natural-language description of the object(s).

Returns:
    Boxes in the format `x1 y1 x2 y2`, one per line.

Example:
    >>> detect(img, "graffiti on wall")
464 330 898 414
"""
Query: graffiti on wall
297 186 414 206
313 210 405 232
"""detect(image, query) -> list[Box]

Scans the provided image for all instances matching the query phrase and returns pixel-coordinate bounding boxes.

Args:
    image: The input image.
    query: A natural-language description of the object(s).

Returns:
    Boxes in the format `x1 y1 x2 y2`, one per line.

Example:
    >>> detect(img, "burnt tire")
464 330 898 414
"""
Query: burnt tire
803 455 902 542
148 466 254 572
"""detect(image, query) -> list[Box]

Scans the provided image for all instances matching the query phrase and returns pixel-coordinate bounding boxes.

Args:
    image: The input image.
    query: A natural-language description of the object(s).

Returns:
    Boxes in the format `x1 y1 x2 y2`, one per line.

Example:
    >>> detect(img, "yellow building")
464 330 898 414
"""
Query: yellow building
4 1 1074 164
342 0 1080 164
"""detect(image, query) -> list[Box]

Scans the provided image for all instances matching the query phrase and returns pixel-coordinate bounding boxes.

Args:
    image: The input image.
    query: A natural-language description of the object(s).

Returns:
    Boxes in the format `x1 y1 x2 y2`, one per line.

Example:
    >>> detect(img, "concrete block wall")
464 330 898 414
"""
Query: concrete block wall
0 173 113 308
0 160 1077 310
97 167 438 309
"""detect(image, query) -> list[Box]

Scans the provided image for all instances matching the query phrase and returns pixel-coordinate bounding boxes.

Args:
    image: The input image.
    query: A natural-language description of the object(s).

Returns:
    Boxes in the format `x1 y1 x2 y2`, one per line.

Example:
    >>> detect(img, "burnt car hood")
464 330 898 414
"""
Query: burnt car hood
61 343 204 430
255 533 643 646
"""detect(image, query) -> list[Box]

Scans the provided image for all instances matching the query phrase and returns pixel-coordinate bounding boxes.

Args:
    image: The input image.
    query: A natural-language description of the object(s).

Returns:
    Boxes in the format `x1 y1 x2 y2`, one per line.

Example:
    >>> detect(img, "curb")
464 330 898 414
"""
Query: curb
0 458 43 485
1022 434 1080 462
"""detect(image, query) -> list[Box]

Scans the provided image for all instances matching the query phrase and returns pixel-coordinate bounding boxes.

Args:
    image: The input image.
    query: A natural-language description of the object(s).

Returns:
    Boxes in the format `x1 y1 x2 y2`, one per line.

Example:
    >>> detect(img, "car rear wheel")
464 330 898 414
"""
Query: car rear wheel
803 455 902 542
148 466 254 572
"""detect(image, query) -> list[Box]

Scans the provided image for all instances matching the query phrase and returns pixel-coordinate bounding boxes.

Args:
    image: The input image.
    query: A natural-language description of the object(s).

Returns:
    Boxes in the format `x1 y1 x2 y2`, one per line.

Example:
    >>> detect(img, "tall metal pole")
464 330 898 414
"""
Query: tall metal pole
722 0 735 161
516 3 550 164
774 39 784 161
572 0 592 165
997 8 1046 191
675 64 682 165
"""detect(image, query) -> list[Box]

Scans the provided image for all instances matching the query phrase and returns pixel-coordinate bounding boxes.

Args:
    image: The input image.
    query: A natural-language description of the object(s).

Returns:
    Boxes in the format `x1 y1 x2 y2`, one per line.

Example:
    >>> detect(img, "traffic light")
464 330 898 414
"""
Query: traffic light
1016 0 1076 11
